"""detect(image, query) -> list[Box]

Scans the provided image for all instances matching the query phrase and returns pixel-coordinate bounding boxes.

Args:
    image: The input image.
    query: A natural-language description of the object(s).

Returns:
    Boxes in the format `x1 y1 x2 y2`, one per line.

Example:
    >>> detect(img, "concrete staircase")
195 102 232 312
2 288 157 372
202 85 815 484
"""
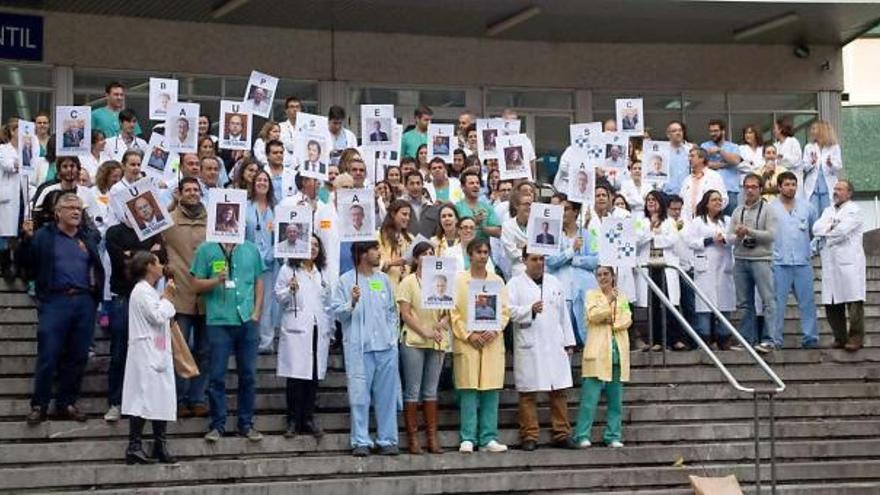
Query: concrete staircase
1 259 879 494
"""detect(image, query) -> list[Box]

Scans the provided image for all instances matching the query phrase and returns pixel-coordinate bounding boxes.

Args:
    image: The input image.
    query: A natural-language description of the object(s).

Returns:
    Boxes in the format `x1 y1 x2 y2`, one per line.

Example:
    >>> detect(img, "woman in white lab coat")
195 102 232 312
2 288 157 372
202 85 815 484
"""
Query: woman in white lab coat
275 233 333 439
121 251 177 465
0 121 24 280
773 118 803 195
683 190 736 349
801 120 842 216
635 191 684 351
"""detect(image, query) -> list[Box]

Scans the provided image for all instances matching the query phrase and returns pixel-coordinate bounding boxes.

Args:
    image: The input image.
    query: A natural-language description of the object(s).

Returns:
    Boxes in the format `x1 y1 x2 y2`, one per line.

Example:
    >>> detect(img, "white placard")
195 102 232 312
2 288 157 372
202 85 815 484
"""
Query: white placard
242 70 278 118
569 122 603 149
165 102 200 154
616 98 644 135
427 123 455 164
421 256 457 310
642 139 671 188
476 118 521 160
142 133 174 180
110 177 174 241
526 203 563 256
497 133 532 181
55 106 91 157
294 113 331 181
17 120 36 173
601 132 630 185
467 280 502 332
566 151 597 208
218 100 252 151
206 188 247 245
337 188 376 242
149 78 178 121
361 104 394 147
274 204 313 260
598 216 640 268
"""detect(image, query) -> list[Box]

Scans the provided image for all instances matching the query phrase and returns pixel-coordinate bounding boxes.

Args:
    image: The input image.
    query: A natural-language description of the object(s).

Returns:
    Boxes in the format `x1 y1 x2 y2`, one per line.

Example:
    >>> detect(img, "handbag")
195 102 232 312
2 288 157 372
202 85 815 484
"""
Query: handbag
170 320 200 379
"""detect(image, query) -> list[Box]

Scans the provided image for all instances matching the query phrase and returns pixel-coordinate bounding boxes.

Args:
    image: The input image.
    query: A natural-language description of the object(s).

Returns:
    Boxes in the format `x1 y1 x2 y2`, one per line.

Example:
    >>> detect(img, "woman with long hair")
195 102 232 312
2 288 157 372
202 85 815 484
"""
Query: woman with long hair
275 234 332 439
802 119 842 215
385 165 404 198
416 144 430 179
432 203 460 256
635 190 684 351
246 169 279 353
78 130 107 185
739 124 765 174
396 241 450 454
451 238 510 453
121 251 177 464
773 118 802 178
683 190 735 349
574 265 632 448
377 199 413 292
253 121 281 167
232 157 260 191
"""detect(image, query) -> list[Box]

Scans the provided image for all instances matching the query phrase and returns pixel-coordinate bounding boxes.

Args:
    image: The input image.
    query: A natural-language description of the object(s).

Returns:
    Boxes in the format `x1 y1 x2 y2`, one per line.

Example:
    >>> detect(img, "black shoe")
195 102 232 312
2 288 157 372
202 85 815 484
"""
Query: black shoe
283 424 297 439
551 437 579 450
301 419 324 439
378 445 399 456
151 441 177 464
520 439 537 451
126 445 156 465
59 404 87 422
26 406 46 426
352 446 370 457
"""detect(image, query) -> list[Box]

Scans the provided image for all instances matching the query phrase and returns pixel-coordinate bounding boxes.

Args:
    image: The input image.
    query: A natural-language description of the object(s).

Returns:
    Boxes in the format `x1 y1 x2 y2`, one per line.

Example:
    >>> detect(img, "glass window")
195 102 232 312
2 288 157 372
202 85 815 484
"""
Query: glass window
74 70 156 95
223 77 248 98
684 113 727 144
729 93 817 112
352 87 465 108
0 64 53 88
487 89 573 110
179 76 221 98
2 89 52 122
682 92 726 114
730 114 774 145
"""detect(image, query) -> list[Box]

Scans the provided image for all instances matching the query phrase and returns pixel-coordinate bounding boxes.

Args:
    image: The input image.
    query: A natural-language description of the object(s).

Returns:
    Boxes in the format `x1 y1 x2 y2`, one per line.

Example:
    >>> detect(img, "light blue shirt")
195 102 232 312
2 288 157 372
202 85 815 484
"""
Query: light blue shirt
331 269 399 355
770 198 816 266
245 201 276 265
700 140 741 193
546 226 599 342
664 144 691 196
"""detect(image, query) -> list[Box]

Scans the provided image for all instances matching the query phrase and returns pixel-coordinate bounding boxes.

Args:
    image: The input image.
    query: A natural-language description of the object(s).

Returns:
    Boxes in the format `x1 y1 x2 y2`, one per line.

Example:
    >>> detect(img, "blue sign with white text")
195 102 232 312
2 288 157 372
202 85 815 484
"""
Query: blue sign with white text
0 13 43 61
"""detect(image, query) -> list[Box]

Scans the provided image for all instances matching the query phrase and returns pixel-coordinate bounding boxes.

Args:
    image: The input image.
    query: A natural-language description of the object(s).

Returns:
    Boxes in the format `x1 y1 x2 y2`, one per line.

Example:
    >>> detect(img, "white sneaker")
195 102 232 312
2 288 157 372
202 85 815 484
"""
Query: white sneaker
103 405 120 422
578 439 592 448
608 441 624 448
754 342 775 354
483 440 508 453
459 441 474 453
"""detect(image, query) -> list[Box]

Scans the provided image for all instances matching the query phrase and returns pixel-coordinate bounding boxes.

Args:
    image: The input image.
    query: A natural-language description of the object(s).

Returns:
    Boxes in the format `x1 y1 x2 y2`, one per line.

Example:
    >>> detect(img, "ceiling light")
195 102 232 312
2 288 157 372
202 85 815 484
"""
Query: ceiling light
486 6 541 37
733 12 799 41
211 0 250 20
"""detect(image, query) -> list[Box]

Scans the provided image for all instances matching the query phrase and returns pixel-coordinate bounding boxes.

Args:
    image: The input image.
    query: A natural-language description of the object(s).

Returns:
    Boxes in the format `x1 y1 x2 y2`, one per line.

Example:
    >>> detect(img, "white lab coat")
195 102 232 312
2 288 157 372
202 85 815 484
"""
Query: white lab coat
121 280 177 421
738 144 765 174
634 217 681 307
314 200 341 287
800 143 842 200
501 217 528 278
275 264 334 380
101 135 149 164
683 216 736 312
679 168 728 220
619 178 652 213
775 137 803 197
813 201 866 305
0 144 22 237
507 273 574 392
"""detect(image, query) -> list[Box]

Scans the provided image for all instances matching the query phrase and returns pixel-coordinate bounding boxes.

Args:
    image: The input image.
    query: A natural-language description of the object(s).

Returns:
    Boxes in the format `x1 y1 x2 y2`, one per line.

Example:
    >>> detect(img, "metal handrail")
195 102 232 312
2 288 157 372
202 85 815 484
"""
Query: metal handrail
637 260 786 394
635 260 786 494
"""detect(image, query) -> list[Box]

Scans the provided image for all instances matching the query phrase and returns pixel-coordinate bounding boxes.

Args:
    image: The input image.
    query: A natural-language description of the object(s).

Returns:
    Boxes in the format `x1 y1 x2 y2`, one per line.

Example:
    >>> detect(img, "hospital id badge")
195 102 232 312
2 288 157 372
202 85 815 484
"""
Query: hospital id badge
225 280 236 289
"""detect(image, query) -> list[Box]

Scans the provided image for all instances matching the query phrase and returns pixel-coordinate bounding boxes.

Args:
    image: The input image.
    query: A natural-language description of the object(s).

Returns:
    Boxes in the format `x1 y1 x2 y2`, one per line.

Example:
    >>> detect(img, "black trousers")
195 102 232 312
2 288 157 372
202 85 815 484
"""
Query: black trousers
648 267 686 347
285 325 319 429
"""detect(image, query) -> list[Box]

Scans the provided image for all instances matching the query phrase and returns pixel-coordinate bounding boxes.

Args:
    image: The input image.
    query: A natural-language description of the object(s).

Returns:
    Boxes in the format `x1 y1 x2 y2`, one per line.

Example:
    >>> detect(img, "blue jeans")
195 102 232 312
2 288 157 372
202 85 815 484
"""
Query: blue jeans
734 259 776 345
679 270 697 345
31 293 97 409
106 296 128 407
399 343 445 402
723 191 739 217
257 264 281 352
175 313 209 407
694 312 731 343
207 321 259 433
348 348 399 448
773 264 818 348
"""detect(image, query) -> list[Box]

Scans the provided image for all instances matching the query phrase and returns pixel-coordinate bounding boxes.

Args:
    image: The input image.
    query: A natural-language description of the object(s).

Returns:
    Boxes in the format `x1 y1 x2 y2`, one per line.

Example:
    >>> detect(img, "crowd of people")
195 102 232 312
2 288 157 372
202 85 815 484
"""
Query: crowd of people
0 80 867 464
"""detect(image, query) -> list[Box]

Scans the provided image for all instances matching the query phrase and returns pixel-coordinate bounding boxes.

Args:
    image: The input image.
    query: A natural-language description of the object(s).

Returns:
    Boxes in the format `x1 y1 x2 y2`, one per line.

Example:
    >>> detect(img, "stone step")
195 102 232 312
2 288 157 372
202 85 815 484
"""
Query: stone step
584 482 880 495
1 440 878 492
3 381 878 417
3 360 874 398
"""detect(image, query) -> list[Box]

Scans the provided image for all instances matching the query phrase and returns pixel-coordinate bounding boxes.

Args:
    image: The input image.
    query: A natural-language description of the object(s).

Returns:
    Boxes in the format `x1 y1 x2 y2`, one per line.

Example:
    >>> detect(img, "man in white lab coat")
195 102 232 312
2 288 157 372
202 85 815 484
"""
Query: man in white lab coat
812 180 866 352
507 251 577 451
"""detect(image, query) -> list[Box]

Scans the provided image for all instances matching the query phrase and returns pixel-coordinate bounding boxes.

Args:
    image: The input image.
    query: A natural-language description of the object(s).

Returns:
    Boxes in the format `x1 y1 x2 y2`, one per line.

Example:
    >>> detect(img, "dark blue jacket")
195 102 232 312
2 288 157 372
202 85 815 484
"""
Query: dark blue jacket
20 223 105 303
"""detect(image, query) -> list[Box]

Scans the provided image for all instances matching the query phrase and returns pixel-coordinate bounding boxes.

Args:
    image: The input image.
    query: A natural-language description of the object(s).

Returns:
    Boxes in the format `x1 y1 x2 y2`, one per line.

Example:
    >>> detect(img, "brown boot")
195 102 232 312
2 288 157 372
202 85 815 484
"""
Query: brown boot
404 402 422 454
423 400 442 454
844 335 863 352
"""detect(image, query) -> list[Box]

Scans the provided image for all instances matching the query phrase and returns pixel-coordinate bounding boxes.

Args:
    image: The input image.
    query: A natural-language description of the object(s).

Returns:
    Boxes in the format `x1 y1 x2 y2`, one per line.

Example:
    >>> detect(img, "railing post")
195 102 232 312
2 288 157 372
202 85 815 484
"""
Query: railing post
647 277 654 368
769 393 777 495
660 293 668 367
754 392 762 494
